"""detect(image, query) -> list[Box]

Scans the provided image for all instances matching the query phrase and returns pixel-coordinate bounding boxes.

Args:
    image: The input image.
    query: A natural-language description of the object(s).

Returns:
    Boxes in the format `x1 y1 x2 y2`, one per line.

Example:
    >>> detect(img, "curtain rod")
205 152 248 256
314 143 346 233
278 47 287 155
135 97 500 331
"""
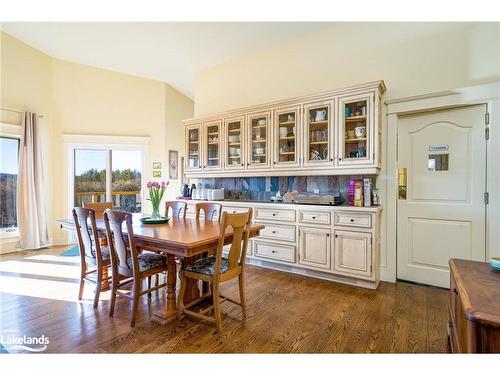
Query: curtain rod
0 108 45 118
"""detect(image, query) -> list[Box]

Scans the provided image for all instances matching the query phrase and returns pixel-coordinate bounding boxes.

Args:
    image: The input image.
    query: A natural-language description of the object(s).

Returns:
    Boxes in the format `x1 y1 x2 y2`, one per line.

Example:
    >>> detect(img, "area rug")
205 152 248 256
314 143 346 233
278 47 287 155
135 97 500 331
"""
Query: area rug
59 245 80 257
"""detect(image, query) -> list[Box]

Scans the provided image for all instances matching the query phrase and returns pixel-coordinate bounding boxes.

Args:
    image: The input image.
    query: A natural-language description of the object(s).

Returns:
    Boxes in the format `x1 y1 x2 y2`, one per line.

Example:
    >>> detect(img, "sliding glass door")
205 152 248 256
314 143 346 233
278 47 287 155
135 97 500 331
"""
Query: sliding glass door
73 148 143 213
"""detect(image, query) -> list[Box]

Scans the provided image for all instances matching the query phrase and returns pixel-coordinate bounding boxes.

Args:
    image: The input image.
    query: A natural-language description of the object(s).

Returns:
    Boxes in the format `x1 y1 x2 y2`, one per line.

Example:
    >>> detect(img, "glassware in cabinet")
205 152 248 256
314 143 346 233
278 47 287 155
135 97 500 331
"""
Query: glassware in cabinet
224 116 245 170
273 107 300 168
339 94 373 165
247 112 271 169
204 120 222 170
186 125 201 171
304 102 333 166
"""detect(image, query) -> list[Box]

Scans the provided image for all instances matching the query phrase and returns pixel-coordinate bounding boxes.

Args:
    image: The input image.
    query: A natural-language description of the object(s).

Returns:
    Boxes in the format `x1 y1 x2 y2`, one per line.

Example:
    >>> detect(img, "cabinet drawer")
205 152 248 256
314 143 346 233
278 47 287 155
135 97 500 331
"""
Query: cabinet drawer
298 210 331 225
259 224 296 242
222 206 250 214
255 208 296 222
334 212 372 228
254 241 295 263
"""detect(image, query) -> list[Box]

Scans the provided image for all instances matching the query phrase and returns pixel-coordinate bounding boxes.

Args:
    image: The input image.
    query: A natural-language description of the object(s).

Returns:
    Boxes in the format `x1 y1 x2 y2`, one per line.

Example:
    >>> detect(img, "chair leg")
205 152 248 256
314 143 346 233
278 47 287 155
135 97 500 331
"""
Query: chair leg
130 280 140 327
212 281 222 333
239 273 246 318
147 276 152 299
109 268 118 317
94 265 103 309
177 271 186 320
78 263 85 300
155 274 159 287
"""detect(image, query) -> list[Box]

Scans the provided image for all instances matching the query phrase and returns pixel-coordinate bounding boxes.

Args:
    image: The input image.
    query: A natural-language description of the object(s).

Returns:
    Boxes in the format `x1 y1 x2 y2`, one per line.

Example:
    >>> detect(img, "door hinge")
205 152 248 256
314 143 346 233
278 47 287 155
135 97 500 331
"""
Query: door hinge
484 192 489 205
485 127 490 140
485 112 490 125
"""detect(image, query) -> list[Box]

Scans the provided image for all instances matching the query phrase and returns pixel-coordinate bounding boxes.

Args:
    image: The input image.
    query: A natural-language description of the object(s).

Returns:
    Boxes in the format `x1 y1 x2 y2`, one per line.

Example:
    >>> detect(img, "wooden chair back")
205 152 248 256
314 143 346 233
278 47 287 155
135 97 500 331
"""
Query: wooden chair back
165 201 187 218
82 202 113 219
103 209 140 276
195 202 222 221
72 207 104 261
214 208 252 276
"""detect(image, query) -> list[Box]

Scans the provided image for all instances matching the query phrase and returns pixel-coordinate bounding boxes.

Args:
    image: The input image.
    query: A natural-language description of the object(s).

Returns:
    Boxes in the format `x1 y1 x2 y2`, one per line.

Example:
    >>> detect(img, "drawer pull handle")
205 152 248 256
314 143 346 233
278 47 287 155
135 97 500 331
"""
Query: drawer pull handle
350 218 355 222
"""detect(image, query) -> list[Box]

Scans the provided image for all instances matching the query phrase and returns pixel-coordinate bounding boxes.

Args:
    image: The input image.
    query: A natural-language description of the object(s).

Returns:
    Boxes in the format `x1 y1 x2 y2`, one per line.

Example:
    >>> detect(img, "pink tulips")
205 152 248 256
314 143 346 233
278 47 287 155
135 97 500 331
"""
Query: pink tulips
147 180 169 219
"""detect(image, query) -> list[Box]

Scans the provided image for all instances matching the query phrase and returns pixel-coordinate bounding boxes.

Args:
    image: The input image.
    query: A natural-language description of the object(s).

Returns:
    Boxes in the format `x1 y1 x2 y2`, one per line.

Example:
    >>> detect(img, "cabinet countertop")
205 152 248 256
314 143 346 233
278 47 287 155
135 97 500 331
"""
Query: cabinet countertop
181 199 382 213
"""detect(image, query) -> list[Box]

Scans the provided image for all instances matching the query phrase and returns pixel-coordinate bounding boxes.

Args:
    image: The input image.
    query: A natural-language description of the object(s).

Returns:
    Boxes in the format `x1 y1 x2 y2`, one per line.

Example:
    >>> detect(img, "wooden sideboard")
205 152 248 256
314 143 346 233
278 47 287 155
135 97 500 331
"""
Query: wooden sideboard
448 258 500 353
183 81 386 177
184 200 382 290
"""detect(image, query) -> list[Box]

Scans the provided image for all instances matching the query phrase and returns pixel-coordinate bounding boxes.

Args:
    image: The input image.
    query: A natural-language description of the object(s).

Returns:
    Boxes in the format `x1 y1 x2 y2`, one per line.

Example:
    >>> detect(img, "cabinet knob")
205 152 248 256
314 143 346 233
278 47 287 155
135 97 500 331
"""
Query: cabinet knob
339 157 342 161
453 288 458 295
271 250 277 253
350 218 354 222
330 158 333 162
272 213 276 216
273 161 276 164
241 164 244 166
312 216 316 219
272 230 276 234
326 233 330 237
335 234 338 238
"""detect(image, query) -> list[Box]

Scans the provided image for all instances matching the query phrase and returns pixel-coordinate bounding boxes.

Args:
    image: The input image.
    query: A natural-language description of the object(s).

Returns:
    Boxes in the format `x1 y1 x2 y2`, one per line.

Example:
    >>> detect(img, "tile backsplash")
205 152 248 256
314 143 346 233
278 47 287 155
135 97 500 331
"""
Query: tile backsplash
190 175 376 202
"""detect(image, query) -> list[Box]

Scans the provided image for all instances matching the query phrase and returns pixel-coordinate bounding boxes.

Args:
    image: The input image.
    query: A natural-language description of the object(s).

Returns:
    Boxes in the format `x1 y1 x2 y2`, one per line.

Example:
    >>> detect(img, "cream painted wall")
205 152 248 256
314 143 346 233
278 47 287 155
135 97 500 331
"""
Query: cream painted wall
195 23 500 115
1 32 54 252
1 31 193 249
194 22 500 282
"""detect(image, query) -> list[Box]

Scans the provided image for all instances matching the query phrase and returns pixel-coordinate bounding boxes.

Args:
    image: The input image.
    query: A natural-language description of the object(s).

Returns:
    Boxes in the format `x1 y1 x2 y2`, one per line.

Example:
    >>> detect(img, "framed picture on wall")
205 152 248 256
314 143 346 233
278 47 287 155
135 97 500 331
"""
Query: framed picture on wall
169 150 178 180
152 162 162 170
152 171 162 178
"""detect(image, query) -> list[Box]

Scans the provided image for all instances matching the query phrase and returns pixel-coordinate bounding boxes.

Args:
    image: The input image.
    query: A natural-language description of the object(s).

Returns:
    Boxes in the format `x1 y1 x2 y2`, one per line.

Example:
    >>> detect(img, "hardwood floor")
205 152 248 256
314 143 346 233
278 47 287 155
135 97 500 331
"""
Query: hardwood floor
0 246 450 353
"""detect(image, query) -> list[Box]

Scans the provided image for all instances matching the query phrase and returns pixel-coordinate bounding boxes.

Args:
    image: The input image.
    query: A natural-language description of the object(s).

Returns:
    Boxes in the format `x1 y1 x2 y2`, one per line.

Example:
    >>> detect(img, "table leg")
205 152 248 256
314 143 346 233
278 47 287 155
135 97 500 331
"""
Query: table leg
183 256 202 304
152 254 179 324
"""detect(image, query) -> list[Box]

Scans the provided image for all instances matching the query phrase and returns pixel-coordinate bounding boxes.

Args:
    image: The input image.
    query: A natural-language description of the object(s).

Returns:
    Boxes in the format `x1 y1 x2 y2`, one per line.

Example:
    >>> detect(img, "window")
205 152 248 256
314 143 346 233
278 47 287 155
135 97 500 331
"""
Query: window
72 146 143 213
0 137 20 233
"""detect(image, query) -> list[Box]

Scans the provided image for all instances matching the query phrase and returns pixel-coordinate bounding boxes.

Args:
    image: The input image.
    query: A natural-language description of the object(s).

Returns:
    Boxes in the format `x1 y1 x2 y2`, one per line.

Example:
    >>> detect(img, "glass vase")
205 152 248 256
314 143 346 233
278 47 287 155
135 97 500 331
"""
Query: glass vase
150 202 162 220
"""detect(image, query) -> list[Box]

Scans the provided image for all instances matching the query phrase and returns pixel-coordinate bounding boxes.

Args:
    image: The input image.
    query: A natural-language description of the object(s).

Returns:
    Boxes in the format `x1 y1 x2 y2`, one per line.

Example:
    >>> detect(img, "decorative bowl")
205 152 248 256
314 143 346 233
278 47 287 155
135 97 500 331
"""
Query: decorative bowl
490 257 500 271
140 216 170 225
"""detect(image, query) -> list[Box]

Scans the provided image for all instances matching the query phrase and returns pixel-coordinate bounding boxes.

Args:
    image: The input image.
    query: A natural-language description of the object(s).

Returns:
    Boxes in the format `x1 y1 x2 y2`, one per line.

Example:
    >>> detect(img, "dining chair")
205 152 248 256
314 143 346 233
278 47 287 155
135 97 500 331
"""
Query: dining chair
82 201 113 219
82 202 113 245
164 200 187 218
177 208 253 333
72 207 112 309
103 209 168 327
195 202 222 221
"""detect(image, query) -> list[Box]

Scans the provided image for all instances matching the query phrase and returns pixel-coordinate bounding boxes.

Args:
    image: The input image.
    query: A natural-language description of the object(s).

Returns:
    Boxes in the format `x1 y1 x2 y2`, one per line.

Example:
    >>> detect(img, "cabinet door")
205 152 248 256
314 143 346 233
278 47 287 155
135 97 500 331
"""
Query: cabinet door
185 124 202 172
298 226 331 270
303 101 334 167
224 116 245 171
273 106 301 168
247 111 272 169
338 92 374 166
203 120 223 171
333 230 373 279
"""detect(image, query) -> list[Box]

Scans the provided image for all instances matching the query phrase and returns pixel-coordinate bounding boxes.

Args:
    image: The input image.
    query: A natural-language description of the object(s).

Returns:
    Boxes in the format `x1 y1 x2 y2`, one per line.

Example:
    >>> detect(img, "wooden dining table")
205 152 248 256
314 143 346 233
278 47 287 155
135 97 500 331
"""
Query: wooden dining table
57 213 264 324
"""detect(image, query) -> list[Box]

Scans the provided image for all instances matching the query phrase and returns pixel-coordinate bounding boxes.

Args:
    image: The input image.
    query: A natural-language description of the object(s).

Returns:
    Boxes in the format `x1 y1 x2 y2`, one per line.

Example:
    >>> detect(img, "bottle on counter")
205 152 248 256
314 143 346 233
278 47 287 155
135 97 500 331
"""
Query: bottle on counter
363 178 372 207
354 180 364 207
348 178 355 206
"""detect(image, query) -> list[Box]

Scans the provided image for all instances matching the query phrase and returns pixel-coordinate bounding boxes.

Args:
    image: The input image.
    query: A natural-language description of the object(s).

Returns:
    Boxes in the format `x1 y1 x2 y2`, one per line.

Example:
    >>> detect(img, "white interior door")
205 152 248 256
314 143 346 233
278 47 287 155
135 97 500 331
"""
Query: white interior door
397 105 487 288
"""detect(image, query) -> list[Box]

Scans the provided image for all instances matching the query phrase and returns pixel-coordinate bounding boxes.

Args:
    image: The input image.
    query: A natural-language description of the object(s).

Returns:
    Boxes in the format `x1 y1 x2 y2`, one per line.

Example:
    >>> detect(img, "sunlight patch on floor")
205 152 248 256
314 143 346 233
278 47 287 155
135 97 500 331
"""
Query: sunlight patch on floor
0 259 80 279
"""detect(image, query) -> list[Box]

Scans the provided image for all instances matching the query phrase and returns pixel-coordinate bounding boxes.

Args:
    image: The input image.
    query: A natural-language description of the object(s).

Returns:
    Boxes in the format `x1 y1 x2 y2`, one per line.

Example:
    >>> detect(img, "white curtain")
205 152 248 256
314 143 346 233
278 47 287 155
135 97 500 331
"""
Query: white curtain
17 112 49 249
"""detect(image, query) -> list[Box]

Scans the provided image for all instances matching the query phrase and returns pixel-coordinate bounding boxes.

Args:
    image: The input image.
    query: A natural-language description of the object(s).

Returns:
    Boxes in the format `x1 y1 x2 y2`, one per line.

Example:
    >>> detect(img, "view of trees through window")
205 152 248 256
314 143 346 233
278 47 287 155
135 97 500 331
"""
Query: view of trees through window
0 137 19 230
74 149 142 213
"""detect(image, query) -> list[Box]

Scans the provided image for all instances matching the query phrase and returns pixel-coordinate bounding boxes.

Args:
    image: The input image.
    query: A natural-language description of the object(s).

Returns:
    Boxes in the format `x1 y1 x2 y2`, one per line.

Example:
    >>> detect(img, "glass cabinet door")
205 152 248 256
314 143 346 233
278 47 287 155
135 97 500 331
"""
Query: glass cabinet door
204 120 222 171
224 116 245 170
304 101 333 166
273 106 300 168
338 93 373 165
247 111 271 169
185 124 202 172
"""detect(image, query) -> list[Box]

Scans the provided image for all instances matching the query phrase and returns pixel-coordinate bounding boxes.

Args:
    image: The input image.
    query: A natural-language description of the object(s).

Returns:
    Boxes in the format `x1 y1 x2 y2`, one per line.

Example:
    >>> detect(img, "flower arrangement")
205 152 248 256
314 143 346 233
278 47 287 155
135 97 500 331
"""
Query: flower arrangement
146 181 169 220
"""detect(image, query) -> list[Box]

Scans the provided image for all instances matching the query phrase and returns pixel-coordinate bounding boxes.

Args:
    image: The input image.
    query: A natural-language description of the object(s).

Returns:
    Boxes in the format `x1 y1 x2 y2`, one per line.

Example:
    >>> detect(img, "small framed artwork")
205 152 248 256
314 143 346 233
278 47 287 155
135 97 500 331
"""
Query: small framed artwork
152 171 162 178
152 162 162 170
168 150 178 180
